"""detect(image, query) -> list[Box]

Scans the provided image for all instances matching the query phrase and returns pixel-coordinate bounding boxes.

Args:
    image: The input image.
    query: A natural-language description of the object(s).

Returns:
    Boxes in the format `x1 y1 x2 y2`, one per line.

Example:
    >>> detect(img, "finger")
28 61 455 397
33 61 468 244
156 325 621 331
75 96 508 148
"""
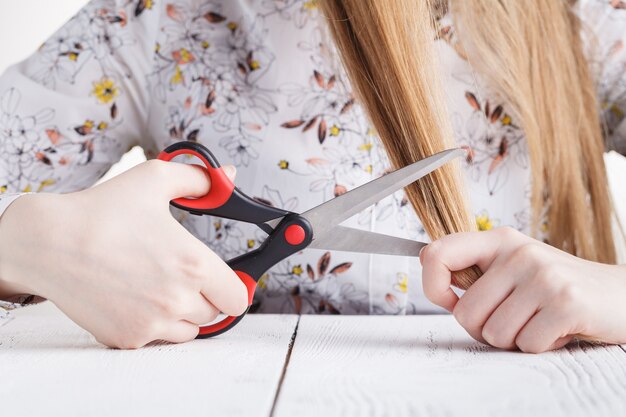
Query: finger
196 246 249 317
515 307 574 353
481 285 540 350
181 294 220 326
420 228 521 274
420 230 502 311
420 274 459 313
548 336 574 351
166 218 249 317
420 228 528 312
159 320 200 344
451 266 519 343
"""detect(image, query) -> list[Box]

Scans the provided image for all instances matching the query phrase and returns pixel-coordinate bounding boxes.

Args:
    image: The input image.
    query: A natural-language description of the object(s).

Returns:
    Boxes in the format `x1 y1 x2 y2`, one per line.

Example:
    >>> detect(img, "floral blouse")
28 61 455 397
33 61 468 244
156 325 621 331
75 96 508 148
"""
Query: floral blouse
1 0 626 323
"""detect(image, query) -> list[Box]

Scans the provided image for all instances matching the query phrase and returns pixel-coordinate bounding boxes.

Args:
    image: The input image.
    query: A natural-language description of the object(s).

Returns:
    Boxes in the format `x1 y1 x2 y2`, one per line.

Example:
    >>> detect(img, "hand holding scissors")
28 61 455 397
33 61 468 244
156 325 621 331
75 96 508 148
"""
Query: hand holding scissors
158 141 464 338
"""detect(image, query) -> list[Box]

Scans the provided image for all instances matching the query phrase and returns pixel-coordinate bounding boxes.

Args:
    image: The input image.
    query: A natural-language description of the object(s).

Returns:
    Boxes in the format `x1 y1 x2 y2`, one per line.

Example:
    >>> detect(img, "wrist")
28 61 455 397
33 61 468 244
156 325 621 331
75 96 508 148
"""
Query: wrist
0 193 62 299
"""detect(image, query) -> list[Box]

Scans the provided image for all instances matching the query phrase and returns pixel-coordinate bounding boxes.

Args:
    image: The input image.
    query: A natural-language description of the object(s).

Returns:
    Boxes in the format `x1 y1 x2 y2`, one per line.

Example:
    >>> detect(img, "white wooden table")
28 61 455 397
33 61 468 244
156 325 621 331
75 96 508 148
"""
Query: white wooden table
2 302 626 417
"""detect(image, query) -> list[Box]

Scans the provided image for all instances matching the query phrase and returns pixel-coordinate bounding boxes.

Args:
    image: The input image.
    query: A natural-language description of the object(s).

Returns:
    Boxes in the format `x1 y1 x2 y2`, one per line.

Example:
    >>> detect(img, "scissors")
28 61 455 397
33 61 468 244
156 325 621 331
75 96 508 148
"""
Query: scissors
158 141 464 338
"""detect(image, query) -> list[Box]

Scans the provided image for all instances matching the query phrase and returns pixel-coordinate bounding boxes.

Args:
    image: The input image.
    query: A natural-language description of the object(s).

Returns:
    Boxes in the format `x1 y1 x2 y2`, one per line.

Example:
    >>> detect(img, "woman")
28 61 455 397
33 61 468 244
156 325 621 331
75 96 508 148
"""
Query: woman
0 0 625 351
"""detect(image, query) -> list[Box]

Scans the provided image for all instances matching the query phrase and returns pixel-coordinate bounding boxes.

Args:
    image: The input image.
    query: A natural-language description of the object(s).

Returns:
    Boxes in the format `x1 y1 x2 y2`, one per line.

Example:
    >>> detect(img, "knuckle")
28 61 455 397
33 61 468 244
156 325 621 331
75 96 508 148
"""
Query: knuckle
452 302 474 329
537 263 559 281
116 338 146 350
226 279 250 316
515 337 543 354
481 324 499 347
157 291 186 316
422 280 438 300
421 240 444 266
106 331 148 349
482 324 512 349
206 308 220 323
510 243 542 266
528 265 564 294
143 158 170 177
174 252 206 286
130 313 161 337
496 226 519 240
527 269 552 289
555 282 582 308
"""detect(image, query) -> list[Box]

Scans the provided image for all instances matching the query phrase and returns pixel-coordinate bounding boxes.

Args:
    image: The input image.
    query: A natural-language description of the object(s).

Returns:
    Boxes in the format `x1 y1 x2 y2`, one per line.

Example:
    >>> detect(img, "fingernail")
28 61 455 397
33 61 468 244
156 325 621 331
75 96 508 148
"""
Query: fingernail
222 164 236 179
418 245 427 259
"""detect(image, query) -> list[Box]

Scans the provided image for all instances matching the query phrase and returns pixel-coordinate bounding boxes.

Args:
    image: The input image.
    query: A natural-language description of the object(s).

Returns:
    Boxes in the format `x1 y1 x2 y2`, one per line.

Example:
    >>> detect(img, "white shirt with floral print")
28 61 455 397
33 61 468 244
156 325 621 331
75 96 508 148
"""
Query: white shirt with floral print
1 0 626 322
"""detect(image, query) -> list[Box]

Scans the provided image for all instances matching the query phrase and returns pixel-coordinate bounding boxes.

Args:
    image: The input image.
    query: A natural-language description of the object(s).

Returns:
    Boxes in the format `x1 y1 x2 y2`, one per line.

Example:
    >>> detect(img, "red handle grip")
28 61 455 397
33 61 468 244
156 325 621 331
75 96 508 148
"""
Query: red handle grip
197 270 257 338
157 148 235 211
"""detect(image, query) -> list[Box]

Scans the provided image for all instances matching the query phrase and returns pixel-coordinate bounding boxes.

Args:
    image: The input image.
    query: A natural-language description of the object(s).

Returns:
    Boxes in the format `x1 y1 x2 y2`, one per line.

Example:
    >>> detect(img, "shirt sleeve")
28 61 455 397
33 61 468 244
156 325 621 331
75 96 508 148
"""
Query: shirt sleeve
577 0 626 154
0 0 159 206
0 0 159 309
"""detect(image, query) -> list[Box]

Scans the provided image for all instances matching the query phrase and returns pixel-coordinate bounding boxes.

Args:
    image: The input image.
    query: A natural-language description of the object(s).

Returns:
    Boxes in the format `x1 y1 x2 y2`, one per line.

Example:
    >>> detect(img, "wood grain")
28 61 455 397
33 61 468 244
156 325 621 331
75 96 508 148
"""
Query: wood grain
4 304 626 417
0 302 298 417
273 315 626 417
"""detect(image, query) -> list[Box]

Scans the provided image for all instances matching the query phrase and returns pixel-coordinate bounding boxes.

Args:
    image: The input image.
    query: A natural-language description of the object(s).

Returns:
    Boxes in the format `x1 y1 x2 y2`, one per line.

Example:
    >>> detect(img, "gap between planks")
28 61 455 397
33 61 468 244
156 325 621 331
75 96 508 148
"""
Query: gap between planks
269 314 301 417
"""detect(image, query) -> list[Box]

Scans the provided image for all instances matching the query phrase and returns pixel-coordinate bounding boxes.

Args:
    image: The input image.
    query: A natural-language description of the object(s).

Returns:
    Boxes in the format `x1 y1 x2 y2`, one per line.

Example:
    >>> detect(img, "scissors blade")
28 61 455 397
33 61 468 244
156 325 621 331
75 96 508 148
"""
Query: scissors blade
299 148 465 242
308 225 426 257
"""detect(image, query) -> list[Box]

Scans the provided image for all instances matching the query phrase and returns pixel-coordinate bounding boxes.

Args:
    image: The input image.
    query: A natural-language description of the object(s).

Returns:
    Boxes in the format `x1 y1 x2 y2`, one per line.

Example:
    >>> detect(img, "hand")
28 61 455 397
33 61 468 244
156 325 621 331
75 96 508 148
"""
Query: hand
0 160 248 349
420 227 626 353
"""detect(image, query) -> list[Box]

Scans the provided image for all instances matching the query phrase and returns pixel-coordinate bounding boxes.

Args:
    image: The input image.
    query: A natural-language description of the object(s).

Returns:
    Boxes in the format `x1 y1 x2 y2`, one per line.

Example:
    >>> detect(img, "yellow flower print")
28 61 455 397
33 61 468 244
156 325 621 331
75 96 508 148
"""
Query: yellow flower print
365 164 373 174
227 22 238 31
501 114 512 126
358 142 372 151
92 78 119 104
247 239 255 249
329 125 340 136
97 122 108 130
476 211 494 231
37 179 56 192
0 185 6 193
249 60 260 70
303 0 318 11
258 273 269 290
394 273 409 294
23 185 32 192
201 41 210 49
278 160 289 169
291 265 303 276
171 66 183 85
366 127 376 136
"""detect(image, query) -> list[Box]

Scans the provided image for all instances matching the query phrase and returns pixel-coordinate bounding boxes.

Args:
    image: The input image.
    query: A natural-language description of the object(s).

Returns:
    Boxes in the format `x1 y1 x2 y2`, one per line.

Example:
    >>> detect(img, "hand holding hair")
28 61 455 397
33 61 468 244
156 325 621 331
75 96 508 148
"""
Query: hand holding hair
420 227 626 353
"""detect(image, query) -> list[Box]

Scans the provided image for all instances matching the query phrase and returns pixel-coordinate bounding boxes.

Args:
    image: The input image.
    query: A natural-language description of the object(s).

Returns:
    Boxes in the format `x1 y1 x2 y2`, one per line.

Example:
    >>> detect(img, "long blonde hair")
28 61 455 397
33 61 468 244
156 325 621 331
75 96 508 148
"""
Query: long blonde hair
320 0 617 288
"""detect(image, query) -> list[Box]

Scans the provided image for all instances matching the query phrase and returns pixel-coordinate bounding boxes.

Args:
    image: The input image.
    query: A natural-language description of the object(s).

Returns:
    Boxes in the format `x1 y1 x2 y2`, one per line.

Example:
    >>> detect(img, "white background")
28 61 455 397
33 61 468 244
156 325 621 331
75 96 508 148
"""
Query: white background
1 0 625 257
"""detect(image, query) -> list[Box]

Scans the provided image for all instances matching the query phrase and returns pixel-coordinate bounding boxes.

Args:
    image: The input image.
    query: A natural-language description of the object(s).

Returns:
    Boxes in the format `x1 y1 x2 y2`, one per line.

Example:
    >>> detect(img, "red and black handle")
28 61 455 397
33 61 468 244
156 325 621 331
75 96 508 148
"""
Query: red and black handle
158 142 313 338
198 213 313 337
157 141 288 225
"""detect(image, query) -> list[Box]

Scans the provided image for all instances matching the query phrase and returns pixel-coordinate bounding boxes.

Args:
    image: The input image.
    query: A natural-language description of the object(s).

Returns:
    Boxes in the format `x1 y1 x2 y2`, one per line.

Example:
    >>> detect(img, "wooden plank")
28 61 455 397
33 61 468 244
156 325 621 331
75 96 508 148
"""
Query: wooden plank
0 302 298 417
274 315 626 417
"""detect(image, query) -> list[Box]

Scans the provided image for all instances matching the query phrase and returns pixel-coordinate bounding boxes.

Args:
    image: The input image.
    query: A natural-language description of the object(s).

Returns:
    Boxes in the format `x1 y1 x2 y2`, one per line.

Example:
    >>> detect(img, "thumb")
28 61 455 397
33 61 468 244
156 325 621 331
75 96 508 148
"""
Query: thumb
152 161 236 201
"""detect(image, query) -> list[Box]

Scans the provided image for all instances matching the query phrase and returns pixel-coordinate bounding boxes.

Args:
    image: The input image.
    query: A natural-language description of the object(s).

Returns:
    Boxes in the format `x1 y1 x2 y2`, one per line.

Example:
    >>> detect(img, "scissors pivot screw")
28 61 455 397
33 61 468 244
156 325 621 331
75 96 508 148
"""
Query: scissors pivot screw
284 224 306 245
